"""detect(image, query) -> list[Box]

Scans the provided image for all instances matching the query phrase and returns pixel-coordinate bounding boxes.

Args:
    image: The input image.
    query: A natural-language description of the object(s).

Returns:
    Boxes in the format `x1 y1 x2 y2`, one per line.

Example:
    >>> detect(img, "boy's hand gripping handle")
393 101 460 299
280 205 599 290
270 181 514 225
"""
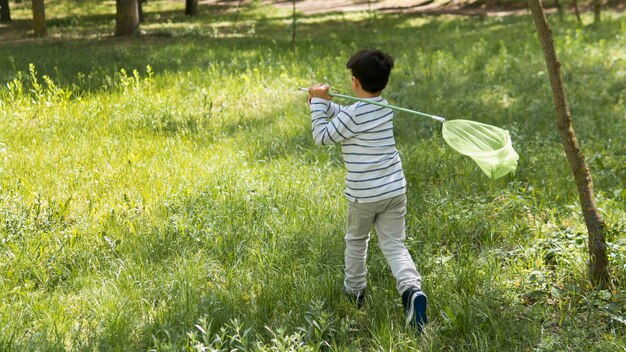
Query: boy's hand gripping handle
298 87 446 123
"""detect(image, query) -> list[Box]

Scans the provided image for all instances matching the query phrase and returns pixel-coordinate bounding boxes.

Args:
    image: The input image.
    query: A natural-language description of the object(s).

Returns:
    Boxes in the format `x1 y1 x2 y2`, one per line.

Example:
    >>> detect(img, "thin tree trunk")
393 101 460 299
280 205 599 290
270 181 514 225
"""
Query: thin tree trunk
554 0 563 20
593 0 602 23
138 0 144 22
572 0 582 24
528 0 610 287
32 0 46 37
232 0 244 33
115 0 139 36
1 0 11 22
185 0 198 16
291 0 296 52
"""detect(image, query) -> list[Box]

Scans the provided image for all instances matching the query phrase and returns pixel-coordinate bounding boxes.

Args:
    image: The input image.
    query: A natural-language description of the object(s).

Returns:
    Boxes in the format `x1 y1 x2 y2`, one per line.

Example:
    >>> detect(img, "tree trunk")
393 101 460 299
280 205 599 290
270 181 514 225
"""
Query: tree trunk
1 0 11 22
138 0 144 22
572 0 582 24
528 0 610 288
115 0 139 36
185 0 198 16
593 0 602 23
32 0 46 37
291 0 296 52
554 0 563 20
232 0 244 33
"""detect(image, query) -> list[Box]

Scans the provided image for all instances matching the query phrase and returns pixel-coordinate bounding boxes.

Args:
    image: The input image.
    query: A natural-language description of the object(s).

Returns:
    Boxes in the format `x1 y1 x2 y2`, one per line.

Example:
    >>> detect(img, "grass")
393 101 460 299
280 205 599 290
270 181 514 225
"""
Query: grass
1 1 625 350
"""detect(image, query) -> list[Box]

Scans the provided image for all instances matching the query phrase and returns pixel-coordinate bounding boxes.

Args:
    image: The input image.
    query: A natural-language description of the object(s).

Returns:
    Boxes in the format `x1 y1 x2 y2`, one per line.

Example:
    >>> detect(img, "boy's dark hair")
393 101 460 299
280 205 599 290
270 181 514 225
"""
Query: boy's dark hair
346 49 394 93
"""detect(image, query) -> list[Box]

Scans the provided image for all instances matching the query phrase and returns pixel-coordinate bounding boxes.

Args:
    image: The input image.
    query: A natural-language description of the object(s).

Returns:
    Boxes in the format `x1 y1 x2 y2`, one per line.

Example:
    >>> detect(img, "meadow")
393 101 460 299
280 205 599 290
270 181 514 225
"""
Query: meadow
0 1 625 350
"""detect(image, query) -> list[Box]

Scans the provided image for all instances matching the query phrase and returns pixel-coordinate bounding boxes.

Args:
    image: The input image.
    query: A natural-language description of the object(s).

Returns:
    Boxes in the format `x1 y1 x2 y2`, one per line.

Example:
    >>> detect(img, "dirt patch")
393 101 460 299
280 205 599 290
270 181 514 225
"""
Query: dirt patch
263 0 624 17
194 0 625 16
264 0 446 15
264 0 531 16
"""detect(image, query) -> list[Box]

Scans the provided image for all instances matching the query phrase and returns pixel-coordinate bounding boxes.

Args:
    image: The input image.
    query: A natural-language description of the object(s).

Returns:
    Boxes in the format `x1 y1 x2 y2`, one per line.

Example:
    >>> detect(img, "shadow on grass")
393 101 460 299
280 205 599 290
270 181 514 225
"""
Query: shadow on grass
1 9 624 349
111 171 345 349
1 10 623 102
115 188 543 350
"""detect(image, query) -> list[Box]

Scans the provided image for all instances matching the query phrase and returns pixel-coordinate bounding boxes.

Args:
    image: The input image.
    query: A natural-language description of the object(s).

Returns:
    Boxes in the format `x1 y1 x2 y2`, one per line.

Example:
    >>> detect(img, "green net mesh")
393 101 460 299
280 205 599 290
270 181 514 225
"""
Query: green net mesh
441 119 519 180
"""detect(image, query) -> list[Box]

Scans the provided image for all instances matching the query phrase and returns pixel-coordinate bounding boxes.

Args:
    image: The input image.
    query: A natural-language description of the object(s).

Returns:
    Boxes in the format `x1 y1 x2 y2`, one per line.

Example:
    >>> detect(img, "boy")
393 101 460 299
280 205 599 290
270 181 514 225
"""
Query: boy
307 49 427 331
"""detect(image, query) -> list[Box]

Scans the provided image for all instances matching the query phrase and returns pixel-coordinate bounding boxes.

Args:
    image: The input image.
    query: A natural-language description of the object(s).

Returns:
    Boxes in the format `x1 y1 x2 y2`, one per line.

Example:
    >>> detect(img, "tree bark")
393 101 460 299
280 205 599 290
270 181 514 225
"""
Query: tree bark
528 0 610 287
593 0 602 24
32 0 46 37
115 0 139 36
185 0 198 16
291 0 296 52
572 0 582 24
138 0 144 22
232 0 244 32
554 0 563 20
1 0 11 22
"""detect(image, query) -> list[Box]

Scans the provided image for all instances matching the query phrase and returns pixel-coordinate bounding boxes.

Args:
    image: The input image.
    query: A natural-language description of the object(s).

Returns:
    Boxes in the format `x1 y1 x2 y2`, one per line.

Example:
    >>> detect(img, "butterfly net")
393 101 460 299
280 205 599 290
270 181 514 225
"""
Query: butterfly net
441 119 519 180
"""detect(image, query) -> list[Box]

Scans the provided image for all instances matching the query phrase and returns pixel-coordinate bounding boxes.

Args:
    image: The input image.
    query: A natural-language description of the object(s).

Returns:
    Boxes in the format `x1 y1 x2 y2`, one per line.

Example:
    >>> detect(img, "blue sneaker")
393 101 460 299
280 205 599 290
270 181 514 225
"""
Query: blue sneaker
402 288 427 331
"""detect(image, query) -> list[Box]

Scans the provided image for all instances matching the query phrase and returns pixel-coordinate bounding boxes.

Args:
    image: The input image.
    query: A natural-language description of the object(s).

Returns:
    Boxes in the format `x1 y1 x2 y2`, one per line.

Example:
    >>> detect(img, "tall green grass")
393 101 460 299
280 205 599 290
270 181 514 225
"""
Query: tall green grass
1 2 625 350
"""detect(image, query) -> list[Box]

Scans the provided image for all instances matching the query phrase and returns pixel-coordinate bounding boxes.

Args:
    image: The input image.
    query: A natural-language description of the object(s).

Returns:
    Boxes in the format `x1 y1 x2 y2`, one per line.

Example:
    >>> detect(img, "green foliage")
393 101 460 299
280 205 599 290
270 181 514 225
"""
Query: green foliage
1 1 625 351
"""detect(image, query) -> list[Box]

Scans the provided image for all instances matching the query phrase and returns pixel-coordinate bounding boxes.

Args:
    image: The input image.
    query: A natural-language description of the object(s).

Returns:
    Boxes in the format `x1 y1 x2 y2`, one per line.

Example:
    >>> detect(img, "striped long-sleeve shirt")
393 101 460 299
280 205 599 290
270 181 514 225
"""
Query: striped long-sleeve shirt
309 96 406 203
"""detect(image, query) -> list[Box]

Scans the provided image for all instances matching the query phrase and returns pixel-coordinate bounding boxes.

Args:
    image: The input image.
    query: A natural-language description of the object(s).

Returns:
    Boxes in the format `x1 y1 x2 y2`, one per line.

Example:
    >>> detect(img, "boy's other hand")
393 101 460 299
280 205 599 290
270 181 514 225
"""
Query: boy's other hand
308 84 332 100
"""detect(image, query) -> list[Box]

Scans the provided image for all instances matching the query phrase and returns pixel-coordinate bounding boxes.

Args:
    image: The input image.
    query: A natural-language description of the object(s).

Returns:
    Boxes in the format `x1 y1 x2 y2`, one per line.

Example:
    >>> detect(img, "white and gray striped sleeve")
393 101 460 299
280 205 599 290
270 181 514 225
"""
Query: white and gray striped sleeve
310 98 357 146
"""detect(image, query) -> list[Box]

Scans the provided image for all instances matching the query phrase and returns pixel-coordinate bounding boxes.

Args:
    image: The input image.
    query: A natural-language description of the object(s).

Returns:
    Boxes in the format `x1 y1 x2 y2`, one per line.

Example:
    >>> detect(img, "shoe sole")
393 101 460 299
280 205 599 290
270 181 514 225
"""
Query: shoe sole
406 291 428 331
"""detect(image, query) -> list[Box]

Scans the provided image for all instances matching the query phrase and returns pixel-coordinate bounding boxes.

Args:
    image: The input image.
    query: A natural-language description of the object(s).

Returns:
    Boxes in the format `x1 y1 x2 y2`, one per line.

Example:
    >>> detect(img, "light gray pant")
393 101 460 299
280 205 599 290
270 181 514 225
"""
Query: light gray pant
344 194 422 296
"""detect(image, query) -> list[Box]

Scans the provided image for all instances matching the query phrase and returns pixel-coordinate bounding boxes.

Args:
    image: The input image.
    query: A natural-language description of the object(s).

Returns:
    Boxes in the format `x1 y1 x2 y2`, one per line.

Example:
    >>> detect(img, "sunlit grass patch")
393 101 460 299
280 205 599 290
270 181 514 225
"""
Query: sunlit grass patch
0 3 625 350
